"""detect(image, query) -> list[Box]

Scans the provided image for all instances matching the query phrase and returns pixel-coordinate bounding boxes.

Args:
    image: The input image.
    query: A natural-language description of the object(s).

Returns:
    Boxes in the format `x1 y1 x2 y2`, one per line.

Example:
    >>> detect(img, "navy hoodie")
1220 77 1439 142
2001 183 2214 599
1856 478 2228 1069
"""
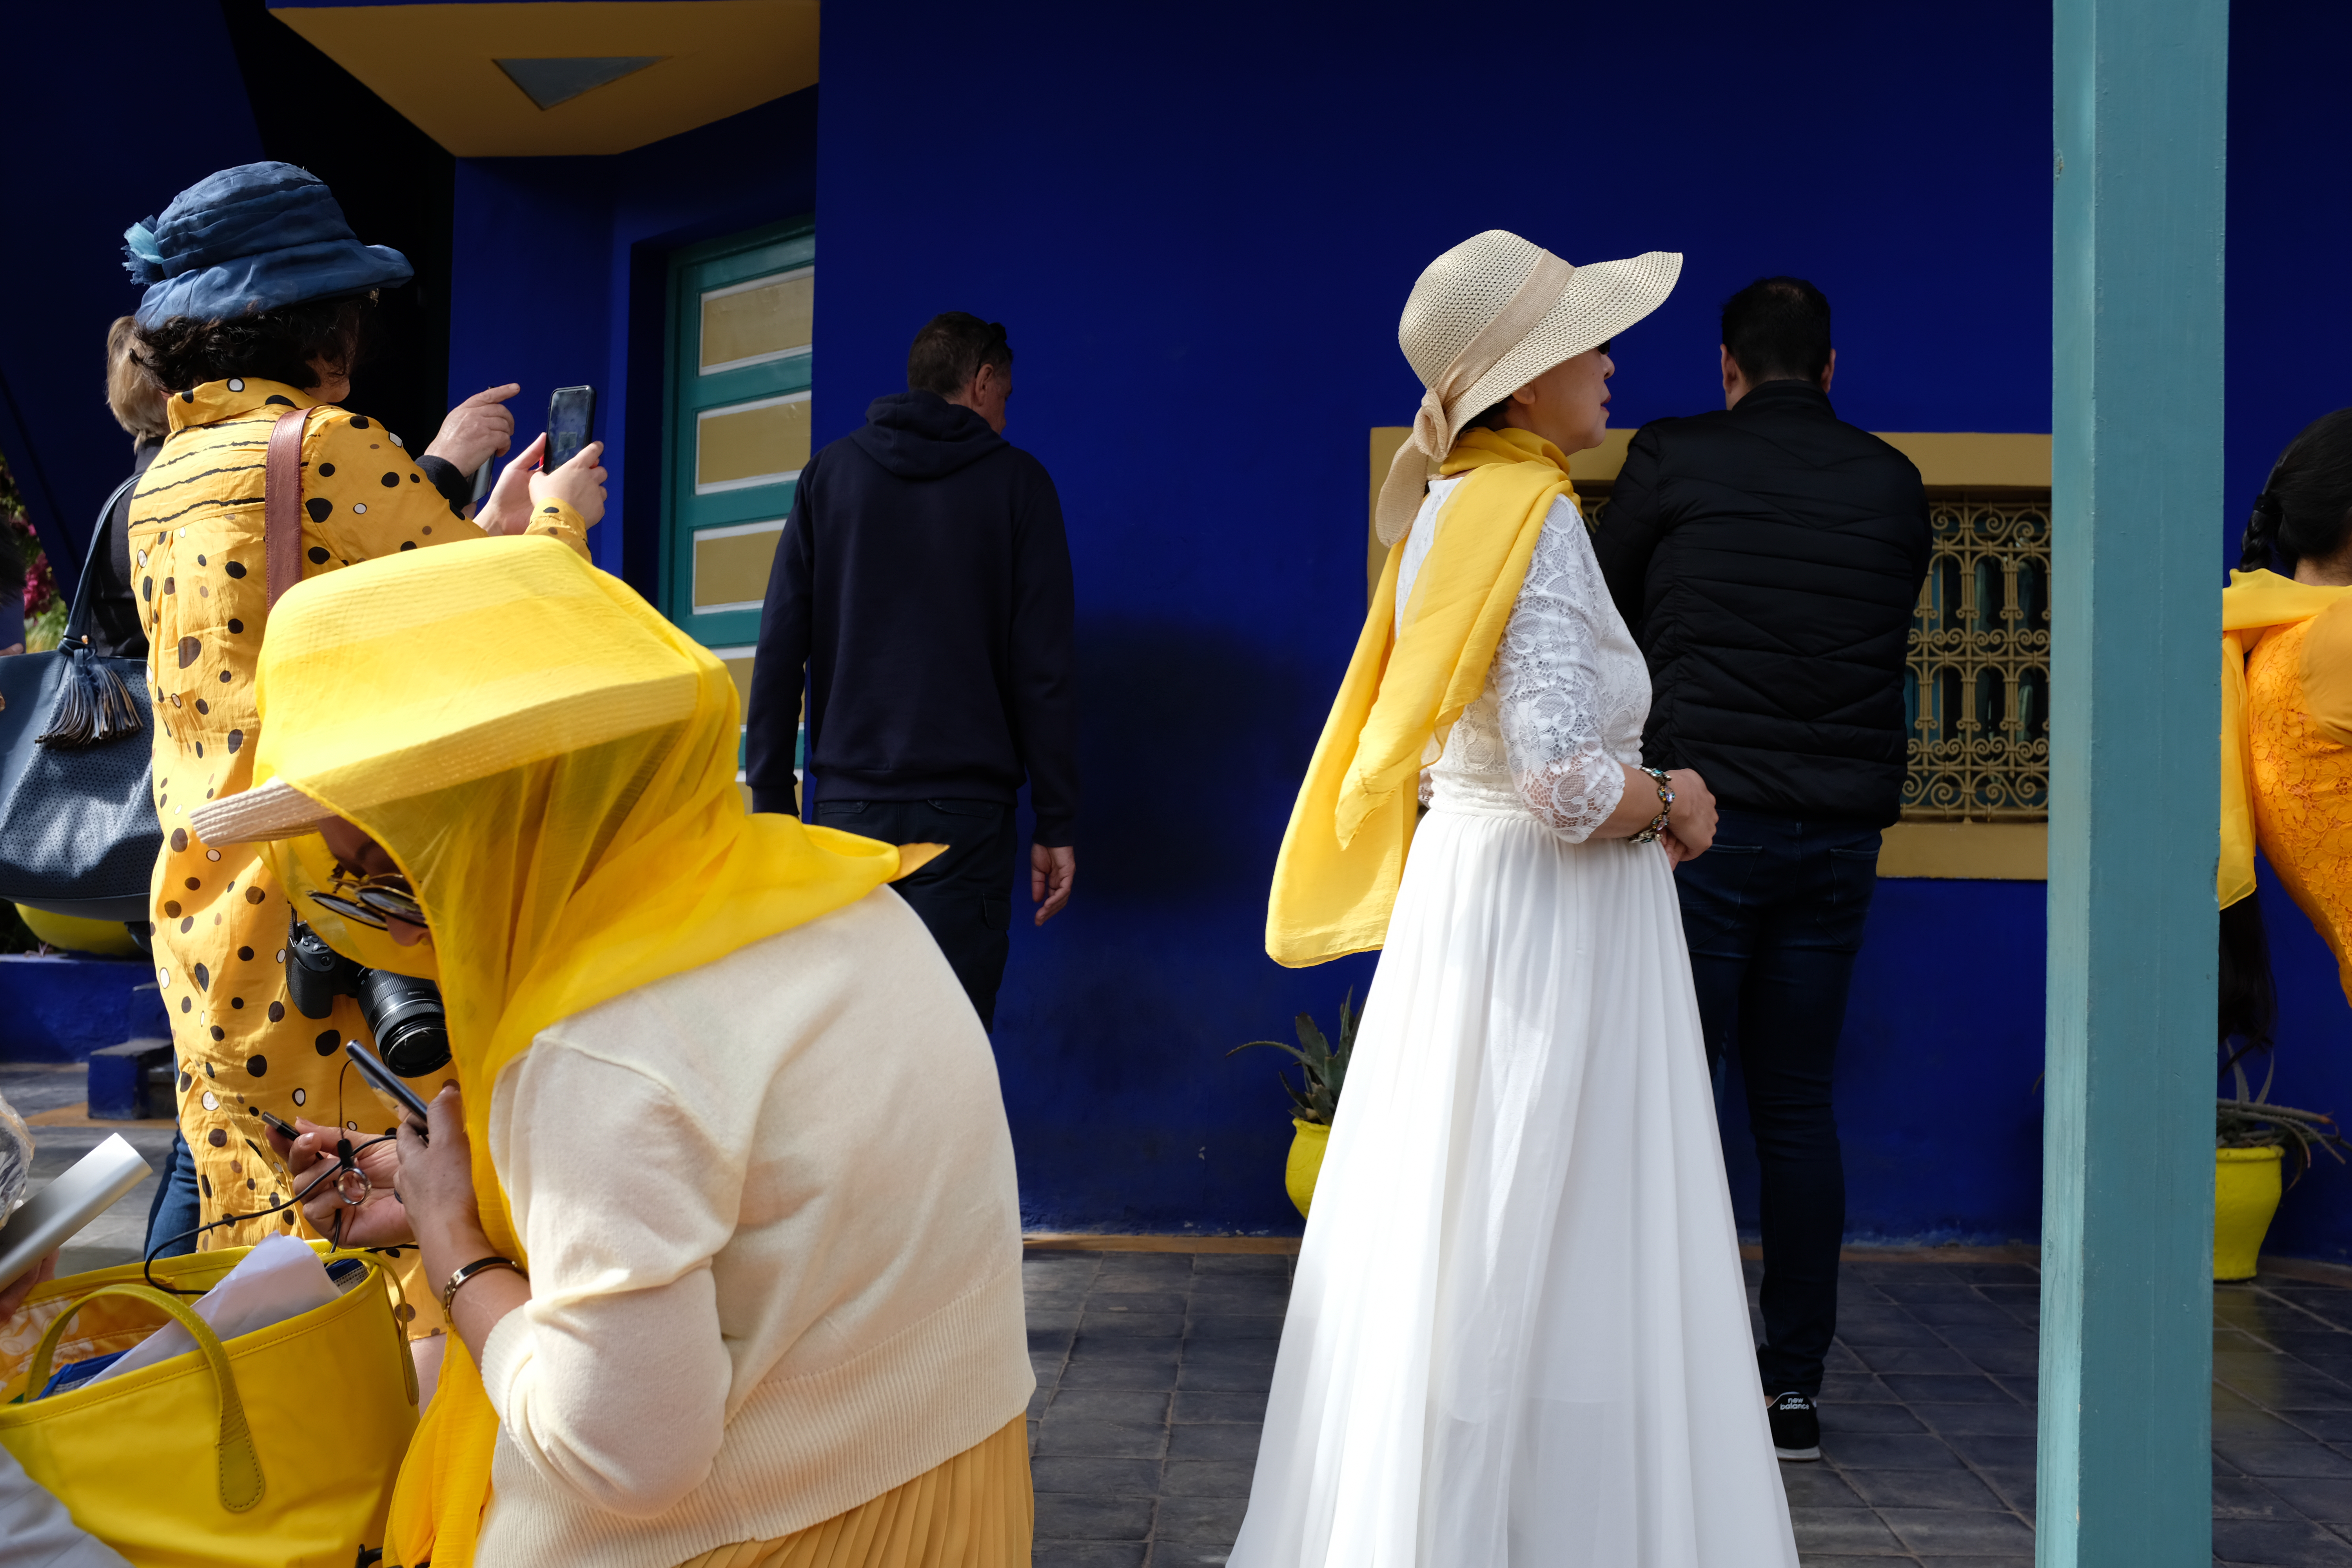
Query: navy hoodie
746 391 1079 845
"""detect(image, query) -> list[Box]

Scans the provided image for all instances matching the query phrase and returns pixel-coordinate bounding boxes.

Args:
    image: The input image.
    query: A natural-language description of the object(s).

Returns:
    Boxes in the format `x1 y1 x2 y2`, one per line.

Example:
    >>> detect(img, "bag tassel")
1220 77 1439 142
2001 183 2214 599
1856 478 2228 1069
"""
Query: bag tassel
36 638 147 749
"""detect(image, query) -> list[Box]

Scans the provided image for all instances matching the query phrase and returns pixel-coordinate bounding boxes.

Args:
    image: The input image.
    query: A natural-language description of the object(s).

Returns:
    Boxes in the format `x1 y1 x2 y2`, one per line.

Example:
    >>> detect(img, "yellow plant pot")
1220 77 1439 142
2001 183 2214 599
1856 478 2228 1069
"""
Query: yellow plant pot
1286 1117 1330 1220
15 904 141 959
2215 1145 2285 1281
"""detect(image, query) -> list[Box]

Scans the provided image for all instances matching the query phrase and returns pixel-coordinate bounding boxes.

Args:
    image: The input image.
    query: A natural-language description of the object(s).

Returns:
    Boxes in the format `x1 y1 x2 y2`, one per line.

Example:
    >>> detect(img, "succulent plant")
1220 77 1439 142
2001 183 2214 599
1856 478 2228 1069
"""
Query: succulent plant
1230 991 1359 1126
2219 1044 2347 1185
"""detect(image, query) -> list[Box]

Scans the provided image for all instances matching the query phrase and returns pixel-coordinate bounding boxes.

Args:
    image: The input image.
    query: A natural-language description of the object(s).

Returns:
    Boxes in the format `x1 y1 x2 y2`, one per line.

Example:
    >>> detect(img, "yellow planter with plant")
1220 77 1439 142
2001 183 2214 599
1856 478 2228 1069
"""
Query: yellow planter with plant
15 904 141 958
2214 1064 2343 1282
1232 991 1359 1220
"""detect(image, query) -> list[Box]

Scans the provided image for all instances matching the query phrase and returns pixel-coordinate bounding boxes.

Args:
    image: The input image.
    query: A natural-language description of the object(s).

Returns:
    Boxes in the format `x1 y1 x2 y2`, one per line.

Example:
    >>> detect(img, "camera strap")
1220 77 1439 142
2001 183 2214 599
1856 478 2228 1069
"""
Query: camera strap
263 407 311 611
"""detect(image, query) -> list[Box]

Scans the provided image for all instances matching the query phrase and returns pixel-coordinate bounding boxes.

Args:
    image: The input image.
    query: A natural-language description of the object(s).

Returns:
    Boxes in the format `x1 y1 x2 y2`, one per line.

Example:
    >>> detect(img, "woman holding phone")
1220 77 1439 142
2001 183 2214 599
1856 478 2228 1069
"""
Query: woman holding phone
120 161 605 1283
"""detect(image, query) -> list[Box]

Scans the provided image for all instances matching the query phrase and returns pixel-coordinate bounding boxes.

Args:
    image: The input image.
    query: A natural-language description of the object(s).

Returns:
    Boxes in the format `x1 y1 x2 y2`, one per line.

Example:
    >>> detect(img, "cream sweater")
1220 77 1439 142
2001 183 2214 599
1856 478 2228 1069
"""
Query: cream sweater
471 888 1032 1568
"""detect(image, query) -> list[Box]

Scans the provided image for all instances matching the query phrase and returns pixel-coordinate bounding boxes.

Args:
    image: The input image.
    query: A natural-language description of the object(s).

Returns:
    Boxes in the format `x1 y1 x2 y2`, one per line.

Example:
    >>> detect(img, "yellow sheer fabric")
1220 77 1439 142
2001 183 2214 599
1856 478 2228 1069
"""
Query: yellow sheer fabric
673 1417 1032 1568
2246 615 2352 1004
1265 426 1577 967
2218 569 2352 908
232 537 911 1568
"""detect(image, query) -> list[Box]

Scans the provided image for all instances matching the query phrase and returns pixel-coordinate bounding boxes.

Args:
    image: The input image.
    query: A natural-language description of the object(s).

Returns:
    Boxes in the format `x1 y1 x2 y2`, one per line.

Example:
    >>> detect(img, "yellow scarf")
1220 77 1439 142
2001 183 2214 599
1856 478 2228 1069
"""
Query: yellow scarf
241 538 912 1567
2219 568 2352 908
1265 426 1577 966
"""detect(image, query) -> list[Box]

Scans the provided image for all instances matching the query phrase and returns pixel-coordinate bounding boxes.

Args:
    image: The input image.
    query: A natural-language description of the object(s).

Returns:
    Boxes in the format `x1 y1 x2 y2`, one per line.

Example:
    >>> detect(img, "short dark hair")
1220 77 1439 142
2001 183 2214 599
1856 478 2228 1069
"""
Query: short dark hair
2240 408 2352 572
1721 276 1832 385
132 294 375 396
906 312 1012 397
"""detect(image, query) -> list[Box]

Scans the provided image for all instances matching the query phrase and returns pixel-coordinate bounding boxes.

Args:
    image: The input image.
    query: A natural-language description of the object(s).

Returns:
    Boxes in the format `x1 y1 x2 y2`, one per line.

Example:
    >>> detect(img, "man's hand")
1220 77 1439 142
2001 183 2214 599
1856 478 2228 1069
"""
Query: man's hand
272 1116 414 1249
423 384 521 478
475 433 546 536
1031 843 1075 925
529 440 608 530
0 1249 57 1317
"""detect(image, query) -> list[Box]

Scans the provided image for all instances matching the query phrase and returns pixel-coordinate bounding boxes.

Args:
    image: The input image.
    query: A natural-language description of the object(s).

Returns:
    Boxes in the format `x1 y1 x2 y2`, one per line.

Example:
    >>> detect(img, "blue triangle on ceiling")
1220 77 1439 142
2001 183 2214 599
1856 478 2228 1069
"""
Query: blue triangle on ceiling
494 56 666 112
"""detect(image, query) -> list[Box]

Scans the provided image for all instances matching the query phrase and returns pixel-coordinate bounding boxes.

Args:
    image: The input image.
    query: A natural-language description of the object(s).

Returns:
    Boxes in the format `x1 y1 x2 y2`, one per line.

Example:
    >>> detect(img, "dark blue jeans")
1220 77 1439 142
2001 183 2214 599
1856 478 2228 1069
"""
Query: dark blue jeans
812 798 1018 1030
143 1130 201 1260
1675 807 1881 1397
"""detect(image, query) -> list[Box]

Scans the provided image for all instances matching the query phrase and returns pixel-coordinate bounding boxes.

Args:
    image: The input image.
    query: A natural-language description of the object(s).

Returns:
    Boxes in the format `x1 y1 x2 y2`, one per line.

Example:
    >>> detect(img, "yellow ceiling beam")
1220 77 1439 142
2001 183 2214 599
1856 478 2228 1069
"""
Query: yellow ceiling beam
272 1 819 158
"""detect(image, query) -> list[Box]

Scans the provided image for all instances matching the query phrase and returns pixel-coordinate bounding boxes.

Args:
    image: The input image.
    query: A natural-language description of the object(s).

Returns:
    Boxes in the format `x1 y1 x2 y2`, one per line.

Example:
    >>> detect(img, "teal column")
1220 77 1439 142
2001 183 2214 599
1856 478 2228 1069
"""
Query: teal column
2042 2 2225 1565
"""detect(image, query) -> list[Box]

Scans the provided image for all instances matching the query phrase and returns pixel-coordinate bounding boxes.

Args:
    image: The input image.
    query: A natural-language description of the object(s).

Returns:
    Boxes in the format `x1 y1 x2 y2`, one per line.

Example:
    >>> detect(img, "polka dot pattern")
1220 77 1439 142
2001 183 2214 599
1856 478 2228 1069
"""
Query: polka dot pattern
128 376 575 1310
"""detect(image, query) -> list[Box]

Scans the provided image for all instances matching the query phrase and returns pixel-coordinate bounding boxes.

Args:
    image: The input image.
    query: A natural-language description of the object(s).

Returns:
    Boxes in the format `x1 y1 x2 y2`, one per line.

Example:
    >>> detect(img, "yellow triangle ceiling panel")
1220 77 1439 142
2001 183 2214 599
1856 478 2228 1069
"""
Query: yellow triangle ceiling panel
269 1 820 157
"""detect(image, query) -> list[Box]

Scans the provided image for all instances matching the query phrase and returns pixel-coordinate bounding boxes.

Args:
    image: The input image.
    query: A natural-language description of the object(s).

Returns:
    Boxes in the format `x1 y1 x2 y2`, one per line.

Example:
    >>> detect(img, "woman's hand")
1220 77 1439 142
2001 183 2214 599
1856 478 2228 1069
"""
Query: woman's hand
0 1250 57 1317
474 433 546 536
529 441 608 531
423 383 520 477
271 1117 414 1249
1662 767 1716 860
401 1085 494 1281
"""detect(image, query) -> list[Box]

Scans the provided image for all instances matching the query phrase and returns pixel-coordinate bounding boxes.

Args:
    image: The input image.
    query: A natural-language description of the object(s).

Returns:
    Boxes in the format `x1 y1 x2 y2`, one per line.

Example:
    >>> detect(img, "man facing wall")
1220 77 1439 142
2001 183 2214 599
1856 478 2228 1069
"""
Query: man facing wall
1595 277 1930 1462
747 312 1079 1031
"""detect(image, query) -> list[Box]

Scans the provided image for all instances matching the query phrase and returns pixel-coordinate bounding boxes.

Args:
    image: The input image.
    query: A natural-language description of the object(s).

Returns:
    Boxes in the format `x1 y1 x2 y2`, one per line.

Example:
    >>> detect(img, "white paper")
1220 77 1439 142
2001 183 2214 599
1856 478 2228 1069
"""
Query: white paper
88 1233 337 1386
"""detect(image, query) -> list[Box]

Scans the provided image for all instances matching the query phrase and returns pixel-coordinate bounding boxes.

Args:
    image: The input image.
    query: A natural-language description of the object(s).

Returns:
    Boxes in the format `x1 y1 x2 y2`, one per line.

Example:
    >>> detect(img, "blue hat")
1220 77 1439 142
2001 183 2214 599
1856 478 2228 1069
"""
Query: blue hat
123 162 413 328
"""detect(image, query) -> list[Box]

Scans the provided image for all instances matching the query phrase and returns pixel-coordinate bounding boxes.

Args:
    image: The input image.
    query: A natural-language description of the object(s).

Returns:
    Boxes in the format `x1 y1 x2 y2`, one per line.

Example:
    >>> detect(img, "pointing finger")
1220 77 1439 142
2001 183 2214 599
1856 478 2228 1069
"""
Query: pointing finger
464 384 522 407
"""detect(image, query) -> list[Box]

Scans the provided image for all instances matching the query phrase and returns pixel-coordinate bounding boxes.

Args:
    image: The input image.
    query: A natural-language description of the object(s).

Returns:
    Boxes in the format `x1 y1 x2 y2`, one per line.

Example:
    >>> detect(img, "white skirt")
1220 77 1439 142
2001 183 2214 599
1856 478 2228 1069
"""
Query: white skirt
1231 803 1799 1568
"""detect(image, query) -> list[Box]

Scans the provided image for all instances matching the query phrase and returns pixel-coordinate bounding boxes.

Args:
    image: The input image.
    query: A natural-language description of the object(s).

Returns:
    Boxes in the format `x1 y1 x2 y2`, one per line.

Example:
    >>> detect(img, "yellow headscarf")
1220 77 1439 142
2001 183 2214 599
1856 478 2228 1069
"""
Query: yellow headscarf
229 537 913 1567
2220 568 2352 909
1265 426 1577 966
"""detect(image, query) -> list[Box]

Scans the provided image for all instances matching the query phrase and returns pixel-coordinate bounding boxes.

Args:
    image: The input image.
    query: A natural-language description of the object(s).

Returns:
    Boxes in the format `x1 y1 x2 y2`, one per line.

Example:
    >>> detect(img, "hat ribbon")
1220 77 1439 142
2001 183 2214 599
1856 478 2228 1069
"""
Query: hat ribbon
1374 249 1576 546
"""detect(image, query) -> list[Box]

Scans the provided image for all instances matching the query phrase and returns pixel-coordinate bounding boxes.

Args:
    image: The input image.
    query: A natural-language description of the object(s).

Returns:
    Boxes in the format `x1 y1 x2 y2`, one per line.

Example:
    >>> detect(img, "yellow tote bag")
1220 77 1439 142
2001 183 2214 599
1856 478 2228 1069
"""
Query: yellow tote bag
0 1244 419 1568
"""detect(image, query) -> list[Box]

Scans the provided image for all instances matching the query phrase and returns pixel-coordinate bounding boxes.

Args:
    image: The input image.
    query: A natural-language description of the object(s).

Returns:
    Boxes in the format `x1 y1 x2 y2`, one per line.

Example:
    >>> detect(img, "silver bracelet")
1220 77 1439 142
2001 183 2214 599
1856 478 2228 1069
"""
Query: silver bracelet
1630 767 1675 844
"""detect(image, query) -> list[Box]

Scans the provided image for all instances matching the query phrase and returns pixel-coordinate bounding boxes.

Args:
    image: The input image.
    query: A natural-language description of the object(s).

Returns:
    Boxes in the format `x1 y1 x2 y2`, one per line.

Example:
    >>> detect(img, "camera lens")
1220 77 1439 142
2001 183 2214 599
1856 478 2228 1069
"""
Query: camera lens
358 969 451 1078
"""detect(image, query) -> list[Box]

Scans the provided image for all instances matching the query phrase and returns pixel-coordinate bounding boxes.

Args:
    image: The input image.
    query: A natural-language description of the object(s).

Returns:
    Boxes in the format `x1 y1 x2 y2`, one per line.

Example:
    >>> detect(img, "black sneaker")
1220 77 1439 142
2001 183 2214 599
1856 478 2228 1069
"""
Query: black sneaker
1767 1391 1820 1461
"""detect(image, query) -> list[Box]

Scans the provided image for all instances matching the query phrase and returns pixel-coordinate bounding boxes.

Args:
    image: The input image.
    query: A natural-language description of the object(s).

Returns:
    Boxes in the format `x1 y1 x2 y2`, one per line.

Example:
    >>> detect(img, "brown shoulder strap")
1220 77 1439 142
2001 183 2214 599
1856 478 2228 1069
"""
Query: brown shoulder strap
264 406 309 610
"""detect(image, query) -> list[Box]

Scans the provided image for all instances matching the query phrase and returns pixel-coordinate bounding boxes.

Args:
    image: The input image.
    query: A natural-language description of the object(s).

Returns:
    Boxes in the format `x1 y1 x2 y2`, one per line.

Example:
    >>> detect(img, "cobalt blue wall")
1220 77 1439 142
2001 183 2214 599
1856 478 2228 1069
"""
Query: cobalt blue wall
445 87 822 590
0 7 263 586
810 0 2061 1238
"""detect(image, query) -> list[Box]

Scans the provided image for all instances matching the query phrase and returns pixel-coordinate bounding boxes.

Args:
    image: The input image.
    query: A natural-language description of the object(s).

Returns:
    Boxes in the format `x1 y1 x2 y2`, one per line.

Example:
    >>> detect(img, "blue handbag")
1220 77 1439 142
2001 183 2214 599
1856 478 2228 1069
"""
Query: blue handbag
0 475 161 921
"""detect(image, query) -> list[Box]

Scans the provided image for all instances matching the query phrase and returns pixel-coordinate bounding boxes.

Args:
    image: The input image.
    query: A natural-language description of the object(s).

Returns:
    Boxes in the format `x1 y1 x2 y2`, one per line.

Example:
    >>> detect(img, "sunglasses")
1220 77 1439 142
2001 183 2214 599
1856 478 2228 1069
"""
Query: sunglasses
309 866 425 931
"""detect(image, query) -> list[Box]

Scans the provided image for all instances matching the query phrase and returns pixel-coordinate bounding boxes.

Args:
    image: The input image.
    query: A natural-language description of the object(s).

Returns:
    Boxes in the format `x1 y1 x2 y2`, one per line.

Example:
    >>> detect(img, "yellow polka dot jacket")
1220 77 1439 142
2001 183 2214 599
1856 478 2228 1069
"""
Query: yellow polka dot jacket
133 377 589 1270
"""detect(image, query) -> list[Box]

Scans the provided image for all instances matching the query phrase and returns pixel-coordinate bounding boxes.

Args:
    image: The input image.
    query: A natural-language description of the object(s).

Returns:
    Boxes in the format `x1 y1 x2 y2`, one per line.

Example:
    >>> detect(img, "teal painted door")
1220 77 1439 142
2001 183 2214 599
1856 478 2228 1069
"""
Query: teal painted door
664 218 814 787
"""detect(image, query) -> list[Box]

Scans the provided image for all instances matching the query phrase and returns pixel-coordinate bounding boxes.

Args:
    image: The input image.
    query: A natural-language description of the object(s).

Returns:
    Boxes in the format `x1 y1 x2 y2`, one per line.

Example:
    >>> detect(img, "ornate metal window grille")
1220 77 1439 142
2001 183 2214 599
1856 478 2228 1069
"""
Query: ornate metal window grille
1902 497 2051 820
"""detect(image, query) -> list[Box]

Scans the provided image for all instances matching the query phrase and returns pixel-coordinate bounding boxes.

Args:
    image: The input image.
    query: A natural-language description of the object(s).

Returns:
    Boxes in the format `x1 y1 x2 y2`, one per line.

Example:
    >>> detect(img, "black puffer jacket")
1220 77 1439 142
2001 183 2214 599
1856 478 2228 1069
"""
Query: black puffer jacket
1594 381 1930 825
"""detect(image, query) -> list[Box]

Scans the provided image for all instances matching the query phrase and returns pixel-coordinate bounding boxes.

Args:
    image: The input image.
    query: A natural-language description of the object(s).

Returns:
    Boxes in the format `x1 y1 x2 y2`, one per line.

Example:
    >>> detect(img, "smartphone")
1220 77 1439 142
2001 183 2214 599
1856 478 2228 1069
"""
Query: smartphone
343 1038 432 1137
0 1135 152 1290
545 385 596 473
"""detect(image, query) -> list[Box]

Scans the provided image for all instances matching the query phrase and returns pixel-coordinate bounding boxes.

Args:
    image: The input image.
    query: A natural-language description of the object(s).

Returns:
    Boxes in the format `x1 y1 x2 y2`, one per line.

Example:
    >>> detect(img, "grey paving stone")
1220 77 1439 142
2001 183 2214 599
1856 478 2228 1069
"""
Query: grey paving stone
1034 1417 1171 1460
1167 1422 1263 1461
1882 1373 2014 1406
1938 1432 2036 1470
1034 1490 1156 1540
2216 1441 2352 1479
1173 1390 1269 1424
1154 1494 1249 1542
1032 1544 1147 1568
1062 1339 1182 1389
1837 1313 1951 1349
1029 1311 1083 1336
1160 1459 1254 1497
1820 1373 1906 1404
1990 1376 2038 1406
1030 1456 1161 1495
1877 1507 2038 1555
1778 1464 1868 1508
2295 1411 2352 1442
1820 1401 1931 1434
1828 1433 1969 1471
1979 1466 2035 1516
1958 1345 2042 1379
1787 1507 1905 1553
2214 1475 2314 1520
1047 1389 1172 1423
1190 1252 1292 1275
1079 1290 1191 1315
2265 1474 2352 1523
1093 1256 1199 1288
1842 1467 2007 1511
1853 1345 1982 1376
1081 1310 1190 1339
2210 1517 2352 1566
1908 1301 2021 1330
1184 1313 1287 1341
1907 1401 2038 1437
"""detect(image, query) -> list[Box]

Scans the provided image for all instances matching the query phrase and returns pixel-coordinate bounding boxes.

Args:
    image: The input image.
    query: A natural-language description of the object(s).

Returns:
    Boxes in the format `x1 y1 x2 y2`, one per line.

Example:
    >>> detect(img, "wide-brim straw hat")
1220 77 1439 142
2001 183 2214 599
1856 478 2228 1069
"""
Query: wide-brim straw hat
1376 230 1681 544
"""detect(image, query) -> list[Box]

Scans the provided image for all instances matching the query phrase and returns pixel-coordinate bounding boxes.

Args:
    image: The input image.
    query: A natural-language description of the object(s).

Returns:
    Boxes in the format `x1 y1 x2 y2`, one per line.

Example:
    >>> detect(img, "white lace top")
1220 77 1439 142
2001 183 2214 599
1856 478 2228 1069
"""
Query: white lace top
1396 474 1652 842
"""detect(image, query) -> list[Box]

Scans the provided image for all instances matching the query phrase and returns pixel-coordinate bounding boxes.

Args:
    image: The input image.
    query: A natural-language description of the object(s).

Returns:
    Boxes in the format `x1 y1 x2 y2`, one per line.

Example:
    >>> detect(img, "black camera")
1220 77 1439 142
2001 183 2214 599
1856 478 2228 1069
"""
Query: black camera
285 917 450 1078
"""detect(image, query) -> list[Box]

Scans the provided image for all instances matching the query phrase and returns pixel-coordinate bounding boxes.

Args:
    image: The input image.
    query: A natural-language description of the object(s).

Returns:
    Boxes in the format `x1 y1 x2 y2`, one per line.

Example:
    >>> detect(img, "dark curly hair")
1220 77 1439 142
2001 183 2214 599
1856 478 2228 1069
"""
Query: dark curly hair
132 294 376 397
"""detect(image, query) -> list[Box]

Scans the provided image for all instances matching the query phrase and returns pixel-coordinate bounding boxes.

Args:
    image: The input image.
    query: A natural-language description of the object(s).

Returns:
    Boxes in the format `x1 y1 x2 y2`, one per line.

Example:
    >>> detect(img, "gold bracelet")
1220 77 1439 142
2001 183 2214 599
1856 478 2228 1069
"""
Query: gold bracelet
441 1254 526 1314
